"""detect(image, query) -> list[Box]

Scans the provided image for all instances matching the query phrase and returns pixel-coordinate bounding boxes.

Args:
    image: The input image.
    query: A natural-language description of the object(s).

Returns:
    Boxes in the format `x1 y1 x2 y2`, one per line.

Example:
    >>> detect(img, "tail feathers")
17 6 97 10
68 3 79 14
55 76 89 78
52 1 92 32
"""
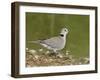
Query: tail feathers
28 40 41 44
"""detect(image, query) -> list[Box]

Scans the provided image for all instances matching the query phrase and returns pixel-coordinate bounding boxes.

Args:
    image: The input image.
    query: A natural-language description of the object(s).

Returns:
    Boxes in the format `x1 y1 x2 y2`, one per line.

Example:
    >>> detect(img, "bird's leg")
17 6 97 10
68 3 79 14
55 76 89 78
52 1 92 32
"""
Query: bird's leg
53 49 56 53
49 49 59 57
49 49 57 56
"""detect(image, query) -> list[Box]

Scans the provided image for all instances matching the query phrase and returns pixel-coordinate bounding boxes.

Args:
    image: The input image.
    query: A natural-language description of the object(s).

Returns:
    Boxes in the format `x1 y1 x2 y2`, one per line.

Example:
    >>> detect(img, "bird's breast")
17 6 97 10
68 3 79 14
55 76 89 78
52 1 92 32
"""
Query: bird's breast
55 37 66 50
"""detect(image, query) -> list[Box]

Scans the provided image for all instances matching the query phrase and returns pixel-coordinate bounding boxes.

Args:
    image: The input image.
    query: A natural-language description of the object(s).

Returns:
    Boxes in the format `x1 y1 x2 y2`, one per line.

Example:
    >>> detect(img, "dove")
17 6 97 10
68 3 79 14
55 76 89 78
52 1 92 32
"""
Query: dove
28 28 69 54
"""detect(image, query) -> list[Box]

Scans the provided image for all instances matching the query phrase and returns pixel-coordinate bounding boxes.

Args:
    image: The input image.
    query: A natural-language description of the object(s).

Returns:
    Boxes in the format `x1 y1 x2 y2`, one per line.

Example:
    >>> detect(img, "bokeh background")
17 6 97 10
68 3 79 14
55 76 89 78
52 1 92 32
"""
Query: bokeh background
26 12 89 58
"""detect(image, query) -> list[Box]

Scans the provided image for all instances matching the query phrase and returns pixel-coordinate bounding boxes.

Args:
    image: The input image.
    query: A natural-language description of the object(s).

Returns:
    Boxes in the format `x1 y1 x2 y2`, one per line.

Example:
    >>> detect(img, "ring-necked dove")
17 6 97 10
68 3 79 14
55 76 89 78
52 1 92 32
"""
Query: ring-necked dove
29 28 69 53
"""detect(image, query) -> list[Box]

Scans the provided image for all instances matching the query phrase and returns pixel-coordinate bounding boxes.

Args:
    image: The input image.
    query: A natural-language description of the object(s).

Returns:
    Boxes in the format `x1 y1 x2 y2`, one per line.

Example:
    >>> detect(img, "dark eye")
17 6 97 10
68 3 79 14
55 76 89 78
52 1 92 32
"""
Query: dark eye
65 30 66 31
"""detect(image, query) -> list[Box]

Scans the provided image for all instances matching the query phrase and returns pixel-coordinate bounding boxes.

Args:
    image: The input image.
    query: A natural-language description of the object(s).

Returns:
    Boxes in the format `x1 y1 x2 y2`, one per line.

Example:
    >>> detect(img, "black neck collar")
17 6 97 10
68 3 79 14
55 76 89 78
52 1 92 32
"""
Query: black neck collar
60 34 64 37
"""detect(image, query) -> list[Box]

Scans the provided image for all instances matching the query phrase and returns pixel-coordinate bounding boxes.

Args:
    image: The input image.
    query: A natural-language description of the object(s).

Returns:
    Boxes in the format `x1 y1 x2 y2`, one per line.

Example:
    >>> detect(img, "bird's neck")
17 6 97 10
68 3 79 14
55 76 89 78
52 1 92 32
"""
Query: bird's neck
60 34 66 40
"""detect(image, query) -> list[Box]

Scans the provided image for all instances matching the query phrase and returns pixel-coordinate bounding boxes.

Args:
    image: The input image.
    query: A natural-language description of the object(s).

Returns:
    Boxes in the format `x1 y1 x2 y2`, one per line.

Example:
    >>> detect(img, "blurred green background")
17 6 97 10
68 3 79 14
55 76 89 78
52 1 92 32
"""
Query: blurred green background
26 12 89 58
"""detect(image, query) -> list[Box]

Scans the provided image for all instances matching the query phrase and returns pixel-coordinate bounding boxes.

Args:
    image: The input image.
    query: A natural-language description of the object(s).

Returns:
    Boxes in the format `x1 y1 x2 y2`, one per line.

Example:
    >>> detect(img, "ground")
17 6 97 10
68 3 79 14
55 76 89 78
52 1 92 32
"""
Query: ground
26 48 89 67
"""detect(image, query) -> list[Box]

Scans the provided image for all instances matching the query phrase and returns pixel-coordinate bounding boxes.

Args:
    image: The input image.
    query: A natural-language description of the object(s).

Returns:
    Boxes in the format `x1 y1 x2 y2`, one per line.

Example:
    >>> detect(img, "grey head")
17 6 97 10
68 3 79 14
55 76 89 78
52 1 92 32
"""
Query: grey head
60 28 69 37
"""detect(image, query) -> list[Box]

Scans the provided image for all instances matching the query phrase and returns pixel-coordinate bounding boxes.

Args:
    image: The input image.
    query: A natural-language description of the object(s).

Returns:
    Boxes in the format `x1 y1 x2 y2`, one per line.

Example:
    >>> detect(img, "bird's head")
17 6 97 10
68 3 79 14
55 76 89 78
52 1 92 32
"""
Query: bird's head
60 28 69 37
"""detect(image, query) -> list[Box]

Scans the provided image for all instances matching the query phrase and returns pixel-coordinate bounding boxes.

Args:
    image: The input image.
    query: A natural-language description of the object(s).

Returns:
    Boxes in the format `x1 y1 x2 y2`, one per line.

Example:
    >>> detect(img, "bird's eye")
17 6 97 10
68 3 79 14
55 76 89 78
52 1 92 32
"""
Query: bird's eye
65 30 66 31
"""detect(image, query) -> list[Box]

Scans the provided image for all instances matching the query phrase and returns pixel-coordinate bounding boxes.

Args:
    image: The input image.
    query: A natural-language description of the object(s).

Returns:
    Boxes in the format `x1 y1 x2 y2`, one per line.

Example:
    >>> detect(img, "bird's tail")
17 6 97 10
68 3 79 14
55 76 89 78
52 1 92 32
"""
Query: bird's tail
28 40 41 44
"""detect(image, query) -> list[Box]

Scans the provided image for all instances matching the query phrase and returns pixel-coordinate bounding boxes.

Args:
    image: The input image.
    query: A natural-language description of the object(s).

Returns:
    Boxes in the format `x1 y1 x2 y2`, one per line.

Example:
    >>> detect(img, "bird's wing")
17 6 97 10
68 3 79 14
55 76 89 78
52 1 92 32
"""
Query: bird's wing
41 36 64 49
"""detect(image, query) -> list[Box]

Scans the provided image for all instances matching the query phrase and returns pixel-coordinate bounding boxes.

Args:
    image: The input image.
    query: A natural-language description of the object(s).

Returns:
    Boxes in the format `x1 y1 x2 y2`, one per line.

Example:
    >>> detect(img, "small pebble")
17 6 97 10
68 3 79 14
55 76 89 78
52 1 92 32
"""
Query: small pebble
26 48 28 51
84 58 89 63
29 49 36 55
65 50 70 56
79 62 82 65
57 54 63 58
84 58 89 61
39 48 43 52
65 52 69 56
27 65 31 67
45 51 50 54
49 59 53 61
34 55 39 59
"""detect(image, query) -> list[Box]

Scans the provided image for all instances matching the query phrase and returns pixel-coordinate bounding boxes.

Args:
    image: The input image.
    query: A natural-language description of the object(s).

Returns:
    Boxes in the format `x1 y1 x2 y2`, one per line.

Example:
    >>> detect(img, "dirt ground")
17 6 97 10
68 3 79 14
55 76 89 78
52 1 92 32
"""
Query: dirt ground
26 49 89 67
